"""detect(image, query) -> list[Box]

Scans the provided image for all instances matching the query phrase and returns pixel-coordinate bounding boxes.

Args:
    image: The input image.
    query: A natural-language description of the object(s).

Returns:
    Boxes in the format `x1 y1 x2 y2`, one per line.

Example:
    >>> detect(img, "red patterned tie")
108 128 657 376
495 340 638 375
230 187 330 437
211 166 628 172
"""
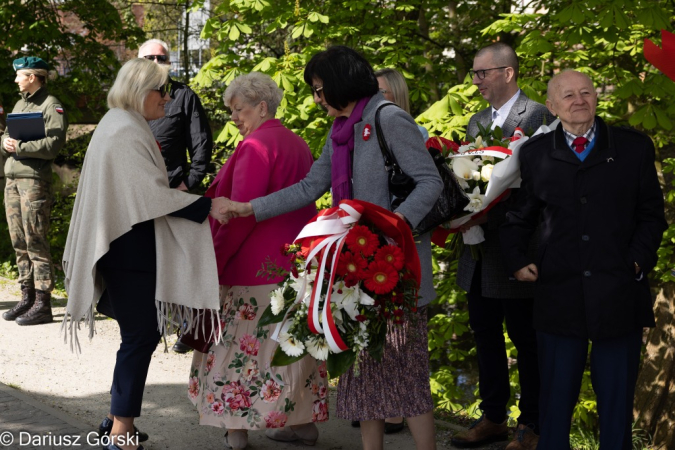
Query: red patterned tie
572 136 588 153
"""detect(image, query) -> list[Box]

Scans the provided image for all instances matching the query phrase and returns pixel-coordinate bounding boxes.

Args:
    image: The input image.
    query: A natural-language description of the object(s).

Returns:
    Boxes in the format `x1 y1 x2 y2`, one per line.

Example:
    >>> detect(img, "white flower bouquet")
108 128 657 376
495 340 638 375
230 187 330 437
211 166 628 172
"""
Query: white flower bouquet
257 199 422 378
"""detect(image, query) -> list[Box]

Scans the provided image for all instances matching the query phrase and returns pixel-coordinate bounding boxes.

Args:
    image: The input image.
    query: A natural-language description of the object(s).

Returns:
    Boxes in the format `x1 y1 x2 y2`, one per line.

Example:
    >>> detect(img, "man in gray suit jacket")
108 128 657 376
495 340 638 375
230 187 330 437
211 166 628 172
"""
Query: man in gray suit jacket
451 43 555 450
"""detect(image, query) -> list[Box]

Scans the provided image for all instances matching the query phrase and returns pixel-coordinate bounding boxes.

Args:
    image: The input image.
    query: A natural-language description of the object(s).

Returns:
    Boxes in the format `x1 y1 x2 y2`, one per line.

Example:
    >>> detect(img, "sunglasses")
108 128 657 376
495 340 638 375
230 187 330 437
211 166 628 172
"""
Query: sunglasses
154 82 171 97
143 54 168 63
311 85 324 96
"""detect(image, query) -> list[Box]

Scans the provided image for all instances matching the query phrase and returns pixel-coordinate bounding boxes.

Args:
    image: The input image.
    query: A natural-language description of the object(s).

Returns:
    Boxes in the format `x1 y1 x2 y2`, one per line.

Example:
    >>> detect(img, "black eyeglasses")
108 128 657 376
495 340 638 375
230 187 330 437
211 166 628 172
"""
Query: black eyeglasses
143 54 168 63
469 66 508 80
154 82 171 97
311 85 324 96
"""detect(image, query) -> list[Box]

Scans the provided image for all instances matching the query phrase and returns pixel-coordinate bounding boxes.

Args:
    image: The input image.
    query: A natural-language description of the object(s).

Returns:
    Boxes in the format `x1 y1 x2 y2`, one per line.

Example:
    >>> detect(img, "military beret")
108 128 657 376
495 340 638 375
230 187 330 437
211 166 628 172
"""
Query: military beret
13 57 49 71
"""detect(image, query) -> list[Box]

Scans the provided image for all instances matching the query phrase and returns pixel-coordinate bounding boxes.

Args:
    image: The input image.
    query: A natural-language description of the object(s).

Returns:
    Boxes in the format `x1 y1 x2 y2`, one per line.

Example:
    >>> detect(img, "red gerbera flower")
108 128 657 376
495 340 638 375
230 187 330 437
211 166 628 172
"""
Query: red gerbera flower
337 251 368 277
345 225 379 257
374 245 405 271
363 260 398 294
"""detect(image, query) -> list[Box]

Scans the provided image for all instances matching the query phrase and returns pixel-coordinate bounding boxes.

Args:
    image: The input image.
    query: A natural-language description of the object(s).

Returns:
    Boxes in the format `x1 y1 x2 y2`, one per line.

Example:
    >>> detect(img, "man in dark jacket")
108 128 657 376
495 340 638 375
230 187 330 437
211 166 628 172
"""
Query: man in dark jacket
138 39 213 192
500 70 667 449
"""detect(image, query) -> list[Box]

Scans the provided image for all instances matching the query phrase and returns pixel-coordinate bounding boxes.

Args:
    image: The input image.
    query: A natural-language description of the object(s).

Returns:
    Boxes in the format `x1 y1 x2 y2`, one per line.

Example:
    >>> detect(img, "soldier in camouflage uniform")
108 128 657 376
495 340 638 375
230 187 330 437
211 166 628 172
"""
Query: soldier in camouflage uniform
0 57 68 325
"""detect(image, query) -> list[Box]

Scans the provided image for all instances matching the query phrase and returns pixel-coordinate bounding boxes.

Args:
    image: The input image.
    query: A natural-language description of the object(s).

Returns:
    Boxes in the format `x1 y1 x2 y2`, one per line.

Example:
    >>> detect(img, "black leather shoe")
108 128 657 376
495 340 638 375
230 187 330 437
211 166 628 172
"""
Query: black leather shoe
172 339 193 354
384 420 405 434
98 417 149 442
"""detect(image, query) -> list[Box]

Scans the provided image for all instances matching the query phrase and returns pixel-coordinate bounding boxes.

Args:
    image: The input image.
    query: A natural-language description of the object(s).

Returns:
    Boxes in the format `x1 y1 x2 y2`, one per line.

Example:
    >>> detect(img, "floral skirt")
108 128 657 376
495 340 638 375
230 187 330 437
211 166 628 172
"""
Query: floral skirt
336 306 433 420
189 284 329 429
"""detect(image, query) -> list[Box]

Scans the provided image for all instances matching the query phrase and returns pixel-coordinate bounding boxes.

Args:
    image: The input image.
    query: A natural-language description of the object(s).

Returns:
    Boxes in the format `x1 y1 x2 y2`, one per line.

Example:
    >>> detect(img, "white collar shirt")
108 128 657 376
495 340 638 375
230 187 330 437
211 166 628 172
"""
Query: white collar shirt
491 89 521 131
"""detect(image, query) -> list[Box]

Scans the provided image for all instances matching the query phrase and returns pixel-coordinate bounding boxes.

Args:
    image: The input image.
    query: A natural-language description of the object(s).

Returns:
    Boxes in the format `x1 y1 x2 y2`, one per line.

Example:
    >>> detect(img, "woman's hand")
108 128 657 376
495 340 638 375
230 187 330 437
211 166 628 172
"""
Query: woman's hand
3 138 17 153
210 197 235 224
220 199 254 221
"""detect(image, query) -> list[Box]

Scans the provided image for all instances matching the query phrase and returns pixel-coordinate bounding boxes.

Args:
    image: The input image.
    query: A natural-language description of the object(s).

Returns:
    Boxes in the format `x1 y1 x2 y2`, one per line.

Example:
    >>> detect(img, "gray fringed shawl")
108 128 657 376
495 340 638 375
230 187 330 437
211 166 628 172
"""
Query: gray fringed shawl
61 108 219 351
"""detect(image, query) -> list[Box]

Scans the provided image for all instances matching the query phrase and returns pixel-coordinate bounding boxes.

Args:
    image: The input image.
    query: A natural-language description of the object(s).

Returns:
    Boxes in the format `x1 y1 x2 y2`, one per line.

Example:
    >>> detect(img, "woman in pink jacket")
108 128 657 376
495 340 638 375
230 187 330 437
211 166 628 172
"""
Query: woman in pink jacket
189 72 324 450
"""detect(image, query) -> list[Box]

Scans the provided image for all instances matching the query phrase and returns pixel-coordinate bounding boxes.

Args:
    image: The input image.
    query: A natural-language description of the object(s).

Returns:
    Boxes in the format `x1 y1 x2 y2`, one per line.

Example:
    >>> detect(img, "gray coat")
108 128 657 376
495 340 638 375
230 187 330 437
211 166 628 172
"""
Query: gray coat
251 93 443 306
457 91 555 298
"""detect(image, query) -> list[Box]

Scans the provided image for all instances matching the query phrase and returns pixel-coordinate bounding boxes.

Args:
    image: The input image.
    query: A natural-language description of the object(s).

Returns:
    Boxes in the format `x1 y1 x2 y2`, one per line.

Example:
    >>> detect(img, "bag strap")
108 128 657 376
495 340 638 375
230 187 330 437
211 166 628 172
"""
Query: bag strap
374 102 401 171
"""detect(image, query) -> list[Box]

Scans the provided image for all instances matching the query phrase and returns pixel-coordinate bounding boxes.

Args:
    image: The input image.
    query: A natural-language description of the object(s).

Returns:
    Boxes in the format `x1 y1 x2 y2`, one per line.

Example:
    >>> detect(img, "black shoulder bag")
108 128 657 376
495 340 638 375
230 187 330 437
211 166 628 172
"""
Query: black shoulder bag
375 103 469 236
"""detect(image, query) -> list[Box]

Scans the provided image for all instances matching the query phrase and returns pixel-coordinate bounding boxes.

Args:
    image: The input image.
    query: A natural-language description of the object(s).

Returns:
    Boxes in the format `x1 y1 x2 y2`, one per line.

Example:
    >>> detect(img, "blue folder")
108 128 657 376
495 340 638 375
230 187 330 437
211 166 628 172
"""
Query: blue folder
7 112 46 142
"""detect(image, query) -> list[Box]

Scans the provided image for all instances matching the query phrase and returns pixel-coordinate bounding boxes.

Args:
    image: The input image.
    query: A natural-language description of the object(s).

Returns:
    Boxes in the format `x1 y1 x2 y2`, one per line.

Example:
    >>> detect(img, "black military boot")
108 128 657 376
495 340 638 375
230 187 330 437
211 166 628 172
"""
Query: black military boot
2 284 35 321
16 290 53 325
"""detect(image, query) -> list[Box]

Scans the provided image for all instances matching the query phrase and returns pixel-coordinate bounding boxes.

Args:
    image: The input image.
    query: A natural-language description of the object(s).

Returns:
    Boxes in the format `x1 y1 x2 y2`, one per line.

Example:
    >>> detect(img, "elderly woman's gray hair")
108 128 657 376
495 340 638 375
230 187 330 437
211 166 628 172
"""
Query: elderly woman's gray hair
107 58 169 116
224 72 283 116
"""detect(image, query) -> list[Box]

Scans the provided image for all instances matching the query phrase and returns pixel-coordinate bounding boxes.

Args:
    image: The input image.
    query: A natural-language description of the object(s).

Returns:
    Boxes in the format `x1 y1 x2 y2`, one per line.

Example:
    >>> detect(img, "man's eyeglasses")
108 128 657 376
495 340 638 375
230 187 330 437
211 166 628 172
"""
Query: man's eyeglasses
311 85 324 96
155 82 171 97
469 66 508 80
143 54 168 63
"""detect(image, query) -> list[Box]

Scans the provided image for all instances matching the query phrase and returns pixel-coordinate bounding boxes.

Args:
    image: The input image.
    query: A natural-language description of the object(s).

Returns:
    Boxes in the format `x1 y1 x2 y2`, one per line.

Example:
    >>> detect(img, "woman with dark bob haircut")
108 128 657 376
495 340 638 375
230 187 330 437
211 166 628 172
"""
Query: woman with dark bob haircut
221 45 442 450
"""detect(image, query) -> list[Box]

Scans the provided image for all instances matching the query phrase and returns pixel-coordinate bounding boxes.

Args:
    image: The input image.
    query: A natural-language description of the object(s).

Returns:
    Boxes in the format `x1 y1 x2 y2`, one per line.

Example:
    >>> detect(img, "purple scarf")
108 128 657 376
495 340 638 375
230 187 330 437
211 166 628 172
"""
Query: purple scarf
330 96 371 205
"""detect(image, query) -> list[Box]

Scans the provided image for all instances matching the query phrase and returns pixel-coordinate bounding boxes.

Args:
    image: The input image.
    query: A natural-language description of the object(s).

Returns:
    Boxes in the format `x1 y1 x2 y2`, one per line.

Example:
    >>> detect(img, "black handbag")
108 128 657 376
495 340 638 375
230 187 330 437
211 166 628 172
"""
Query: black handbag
375 103 469 236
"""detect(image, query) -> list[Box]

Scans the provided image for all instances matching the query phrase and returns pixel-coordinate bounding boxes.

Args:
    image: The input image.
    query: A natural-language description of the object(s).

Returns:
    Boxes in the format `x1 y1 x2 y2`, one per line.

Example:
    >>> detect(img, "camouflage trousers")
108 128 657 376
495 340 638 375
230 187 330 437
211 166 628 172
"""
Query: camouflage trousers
4 178 54 292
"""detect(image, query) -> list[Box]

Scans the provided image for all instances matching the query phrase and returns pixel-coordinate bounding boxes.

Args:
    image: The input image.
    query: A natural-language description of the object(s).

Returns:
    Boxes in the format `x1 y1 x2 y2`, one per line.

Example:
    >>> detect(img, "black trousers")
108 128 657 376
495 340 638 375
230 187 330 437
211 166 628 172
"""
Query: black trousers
467 265 540 429
537 330 642 450
99 267 161 418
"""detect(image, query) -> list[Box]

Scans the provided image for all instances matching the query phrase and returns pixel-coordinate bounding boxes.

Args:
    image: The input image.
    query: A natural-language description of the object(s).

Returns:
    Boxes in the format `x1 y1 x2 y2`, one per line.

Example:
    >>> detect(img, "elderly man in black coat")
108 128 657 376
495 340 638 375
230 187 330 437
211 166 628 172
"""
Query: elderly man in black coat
500 70 667 449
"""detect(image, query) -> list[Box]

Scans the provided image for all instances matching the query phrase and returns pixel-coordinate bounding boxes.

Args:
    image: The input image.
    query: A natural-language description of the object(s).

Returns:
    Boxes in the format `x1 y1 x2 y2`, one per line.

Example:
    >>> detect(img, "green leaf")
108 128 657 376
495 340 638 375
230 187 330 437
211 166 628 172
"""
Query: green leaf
327 350 357 378
228 24 240 41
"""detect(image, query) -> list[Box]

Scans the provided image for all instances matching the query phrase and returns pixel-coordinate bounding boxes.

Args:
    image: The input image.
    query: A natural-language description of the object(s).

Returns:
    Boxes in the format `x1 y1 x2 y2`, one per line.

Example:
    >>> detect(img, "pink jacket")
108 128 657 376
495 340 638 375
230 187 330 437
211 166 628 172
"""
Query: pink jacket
206 119 316 286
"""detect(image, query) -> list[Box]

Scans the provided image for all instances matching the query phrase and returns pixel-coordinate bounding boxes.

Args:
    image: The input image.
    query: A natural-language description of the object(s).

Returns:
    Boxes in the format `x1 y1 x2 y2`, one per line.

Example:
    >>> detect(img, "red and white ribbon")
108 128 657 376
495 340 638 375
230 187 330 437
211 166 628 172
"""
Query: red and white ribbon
273 202 363 354
447 146 513 159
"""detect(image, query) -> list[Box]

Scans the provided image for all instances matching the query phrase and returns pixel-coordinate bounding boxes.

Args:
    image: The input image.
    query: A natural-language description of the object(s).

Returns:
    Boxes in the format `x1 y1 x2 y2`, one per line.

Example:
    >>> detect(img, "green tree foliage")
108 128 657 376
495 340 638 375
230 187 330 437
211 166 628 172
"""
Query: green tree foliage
0 0 144 119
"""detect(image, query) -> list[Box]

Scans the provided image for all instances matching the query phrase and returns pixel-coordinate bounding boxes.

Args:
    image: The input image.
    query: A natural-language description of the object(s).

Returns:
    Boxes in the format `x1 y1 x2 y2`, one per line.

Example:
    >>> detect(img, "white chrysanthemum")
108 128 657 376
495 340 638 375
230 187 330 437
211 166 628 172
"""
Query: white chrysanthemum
481 164 494 182
464 186 485 213
279 332 305 357
270 287 286 315
452 157 479 180
305 336 330 360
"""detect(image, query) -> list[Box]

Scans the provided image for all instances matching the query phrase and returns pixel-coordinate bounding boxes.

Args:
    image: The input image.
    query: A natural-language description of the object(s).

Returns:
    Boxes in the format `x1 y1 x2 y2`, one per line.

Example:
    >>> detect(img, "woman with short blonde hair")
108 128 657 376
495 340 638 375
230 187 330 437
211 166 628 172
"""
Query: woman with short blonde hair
64 57 229 450
107 58 169 116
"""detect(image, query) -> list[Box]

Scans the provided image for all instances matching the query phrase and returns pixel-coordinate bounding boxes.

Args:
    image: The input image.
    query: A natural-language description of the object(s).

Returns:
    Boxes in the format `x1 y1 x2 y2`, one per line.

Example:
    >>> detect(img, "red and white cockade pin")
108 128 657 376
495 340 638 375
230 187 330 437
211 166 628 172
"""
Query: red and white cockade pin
55 106 64 114
362 124 372 141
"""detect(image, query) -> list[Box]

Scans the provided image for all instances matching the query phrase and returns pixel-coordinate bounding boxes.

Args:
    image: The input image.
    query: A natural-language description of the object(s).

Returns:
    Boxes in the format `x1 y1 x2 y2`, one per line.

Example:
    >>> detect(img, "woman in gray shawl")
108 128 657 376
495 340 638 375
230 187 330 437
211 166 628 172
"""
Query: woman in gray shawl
62 58 229 450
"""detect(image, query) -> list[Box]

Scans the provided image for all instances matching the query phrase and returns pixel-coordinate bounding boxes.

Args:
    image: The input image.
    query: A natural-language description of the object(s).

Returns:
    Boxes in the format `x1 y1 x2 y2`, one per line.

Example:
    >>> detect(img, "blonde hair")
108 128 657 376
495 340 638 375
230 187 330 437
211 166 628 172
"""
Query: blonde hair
223 72 283 116
17 68 50 85
375 68 411 114
107 58 169 116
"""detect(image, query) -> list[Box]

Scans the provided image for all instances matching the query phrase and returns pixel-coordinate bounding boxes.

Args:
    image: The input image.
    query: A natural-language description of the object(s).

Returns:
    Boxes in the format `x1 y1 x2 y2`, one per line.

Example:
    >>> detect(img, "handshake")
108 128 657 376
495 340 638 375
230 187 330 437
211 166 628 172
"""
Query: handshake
208 197 253 224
